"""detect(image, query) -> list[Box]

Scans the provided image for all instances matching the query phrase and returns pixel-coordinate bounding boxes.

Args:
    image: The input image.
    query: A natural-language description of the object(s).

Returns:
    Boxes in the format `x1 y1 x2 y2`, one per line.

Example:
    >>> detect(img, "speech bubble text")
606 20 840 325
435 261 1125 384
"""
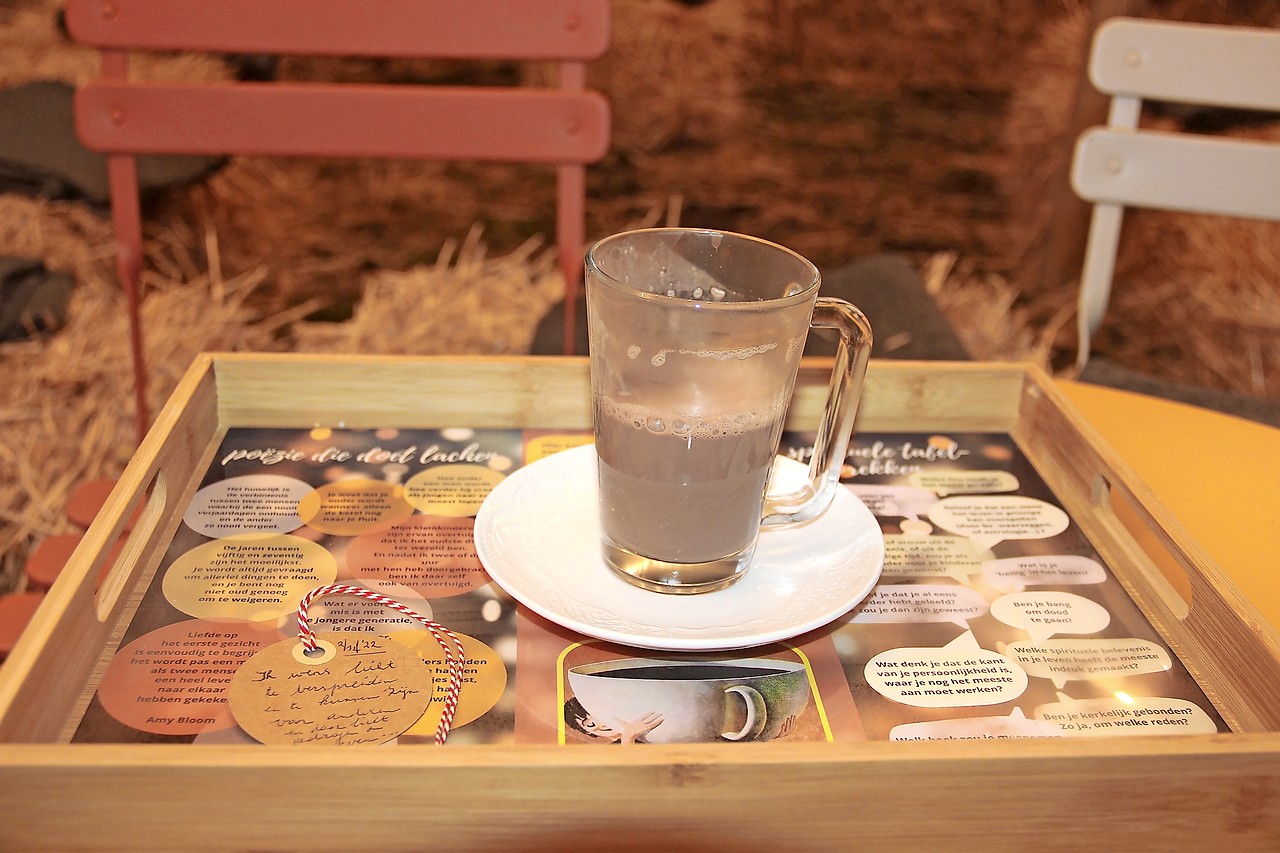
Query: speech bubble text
1035 694 1218 737
404 464 506 517
1005 638 1173 689
163 534 338 623
387 629 509 734
927 496 1069 551
844 484 937 520
275 580 434 635
882 535 984 582
990 591 1111 642
346 515 489 597
908 470 1019 497
851 584 988 627
982 555 1107 591
865 631 1028 708
299 479 415 535
891 707 1063 741
524 434 594 464
184 474 313 537
96 619 282 735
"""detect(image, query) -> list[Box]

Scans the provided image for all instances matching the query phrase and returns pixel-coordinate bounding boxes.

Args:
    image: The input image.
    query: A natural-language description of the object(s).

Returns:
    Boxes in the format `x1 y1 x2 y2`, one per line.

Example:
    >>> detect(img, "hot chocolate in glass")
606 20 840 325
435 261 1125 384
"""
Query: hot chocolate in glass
585 228 872 593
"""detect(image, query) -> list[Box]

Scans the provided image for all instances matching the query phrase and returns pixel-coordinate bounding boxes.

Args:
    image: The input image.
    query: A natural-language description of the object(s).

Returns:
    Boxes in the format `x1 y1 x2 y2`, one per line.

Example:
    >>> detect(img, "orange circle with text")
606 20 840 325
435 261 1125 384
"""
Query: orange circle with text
299 479 415 535
387 630 507 735
346 516 489 597
96 619 283 735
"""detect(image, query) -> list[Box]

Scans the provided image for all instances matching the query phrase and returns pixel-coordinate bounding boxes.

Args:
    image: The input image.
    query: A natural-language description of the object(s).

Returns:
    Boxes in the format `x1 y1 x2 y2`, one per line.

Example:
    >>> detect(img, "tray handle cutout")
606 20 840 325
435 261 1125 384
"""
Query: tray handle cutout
94 469 167 622
1090 473 1192 620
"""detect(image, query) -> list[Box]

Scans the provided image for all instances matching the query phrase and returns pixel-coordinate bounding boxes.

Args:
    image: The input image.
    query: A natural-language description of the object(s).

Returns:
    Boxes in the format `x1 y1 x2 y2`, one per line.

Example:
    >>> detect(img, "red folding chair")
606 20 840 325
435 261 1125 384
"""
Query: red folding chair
65 0 612 444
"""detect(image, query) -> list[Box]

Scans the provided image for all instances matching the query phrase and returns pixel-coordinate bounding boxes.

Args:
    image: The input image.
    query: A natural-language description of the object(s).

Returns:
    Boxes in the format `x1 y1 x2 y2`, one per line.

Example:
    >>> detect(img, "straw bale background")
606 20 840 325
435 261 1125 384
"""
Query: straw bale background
1 0 1278 591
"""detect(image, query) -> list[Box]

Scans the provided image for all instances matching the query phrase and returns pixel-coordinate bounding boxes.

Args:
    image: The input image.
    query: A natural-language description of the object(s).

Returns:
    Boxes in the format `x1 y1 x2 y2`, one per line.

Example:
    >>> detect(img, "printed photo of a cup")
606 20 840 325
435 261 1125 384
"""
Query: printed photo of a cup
566 656 812 744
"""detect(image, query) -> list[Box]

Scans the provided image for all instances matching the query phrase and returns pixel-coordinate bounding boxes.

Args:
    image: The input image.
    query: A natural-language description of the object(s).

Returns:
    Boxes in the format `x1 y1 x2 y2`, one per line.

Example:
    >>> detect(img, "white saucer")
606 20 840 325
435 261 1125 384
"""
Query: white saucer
474 444 884 652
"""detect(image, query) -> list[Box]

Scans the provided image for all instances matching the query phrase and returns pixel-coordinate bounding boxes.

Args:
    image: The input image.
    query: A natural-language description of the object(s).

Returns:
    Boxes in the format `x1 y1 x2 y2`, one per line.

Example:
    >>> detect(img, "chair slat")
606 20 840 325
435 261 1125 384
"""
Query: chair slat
1091 18 1280 112
76 82 610 164
1072 129 1280 221
64 0 609 60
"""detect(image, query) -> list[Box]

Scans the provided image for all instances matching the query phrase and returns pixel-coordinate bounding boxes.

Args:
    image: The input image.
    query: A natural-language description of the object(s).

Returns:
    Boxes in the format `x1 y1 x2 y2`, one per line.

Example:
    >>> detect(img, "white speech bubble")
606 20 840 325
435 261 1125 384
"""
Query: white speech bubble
1004 638 1173 689
982 555 1107 591
882 535 984 582
865 631 1028 708
908 470 1020 497
990 591 1111 643
927 496 1069 551
891 706 1063 741
845 484 937 520
851 584 988 627
1034 693 1219 737
184 474 313 537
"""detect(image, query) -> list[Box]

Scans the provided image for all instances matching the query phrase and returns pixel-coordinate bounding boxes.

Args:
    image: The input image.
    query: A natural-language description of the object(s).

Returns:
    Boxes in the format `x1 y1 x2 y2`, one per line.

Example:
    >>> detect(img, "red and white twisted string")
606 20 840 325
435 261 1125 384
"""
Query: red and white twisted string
296 583 465 745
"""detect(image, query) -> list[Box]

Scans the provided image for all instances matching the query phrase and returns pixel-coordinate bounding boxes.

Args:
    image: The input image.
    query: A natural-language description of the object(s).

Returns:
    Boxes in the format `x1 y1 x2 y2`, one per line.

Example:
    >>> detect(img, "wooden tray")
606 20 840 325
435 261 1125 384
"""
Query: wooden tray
1 354 1277 850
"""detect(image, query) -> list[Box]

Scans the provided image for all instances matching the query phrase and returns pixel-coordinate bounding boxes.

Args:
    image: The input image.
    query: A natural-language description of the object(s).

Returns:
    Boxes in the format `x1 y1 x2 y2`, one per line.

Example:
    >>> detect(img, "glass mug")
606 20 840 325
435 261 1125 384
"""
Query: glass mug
585 228 873 594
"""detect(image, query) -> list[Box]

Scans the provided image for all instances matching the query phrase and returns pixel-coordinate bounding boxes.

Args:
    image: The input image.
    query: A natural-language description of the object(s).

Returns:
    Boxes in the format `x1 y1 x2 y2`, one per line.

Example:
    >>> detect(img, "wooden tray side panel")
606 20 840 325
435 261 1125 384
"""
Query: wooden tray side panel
1012 373 1280 732
213 354 595 429
788 360 1030 433
0 740 1277 850
213 354 1031 434
0 357 224 742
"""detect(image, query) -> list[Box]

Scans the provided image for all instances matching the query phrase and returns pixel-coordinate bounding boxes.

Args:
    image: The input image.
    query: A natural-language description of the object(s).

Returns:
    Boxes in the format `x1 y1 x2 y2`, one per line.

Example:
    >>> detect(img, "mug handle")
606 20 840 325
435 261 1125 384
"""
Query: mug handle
721 684 768 741
762 297 873 526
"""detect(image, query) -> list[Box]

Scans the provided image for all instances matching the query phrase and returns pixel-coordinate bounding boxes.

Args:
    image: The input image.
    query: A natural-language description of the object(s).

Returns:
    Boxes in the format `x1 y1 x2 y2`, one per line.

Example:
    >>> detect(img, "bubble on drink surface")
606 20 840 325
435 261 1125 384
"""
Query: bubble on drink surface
651 351 667 366
710 286 726 301
784 282 804 297
692 286 704 299
645 417 667 434
627 346 641 359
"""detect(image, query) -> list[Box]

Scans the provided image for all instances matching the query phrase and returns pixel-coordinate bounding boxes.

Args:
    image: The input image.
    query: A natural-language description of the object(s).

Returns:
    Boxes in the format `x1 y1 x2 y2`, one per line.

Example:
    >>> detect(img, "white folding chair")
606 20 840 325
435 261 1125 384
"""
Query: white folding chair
1071 17 1280 372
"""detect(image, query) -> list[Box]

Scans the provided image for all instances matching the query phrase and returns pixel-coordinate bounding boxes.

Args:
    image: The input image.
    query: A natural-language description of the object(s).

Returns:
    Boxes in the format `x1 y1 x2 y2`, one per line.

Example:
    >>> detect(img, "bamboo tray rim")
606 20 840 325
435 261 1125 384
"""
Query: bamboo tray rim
4 353 1280 850
2 353 1277 752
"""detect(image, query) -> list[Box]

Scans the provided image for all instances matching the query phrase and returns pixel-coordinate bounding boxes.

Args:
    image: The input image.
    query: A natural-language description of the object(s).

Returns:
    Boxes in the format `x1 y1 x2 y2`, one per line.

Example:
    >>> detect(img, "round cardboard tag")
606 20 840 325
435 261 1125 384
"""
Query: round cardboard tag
228 632 433 746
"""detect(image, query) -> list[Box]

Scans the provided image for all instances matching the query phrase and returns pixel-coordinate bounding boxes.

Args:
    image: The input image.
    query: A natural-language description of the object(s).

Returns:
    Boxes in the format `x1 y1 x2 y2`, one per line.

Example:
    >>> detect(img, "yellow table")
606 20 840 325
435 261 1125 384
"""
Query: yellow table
1058 380 1279 632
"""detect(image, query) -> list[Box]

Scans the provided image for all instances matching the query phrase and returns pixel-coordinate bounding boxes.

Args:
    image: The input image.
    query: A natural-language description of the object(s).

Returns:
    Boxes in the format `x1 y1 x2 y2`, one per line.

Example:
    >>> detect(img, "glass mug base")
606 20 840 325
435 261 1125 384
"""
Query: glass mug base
601 538 753 594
